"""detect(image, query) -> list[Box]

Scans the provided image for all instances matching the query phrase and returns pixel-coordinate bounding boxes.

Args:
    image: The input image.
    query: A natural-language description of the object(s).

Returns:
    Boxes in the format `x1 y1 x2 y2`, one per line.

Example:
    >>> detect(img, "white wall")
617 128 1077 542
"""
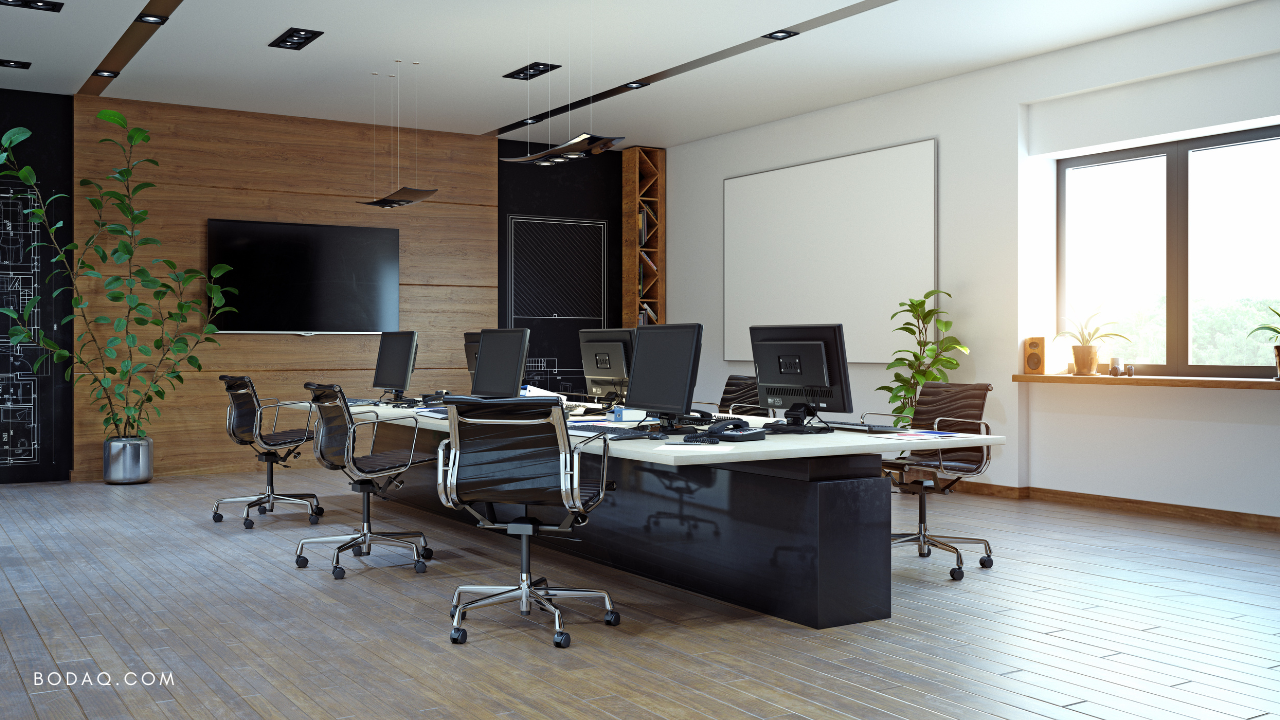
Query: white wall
667 0 1280 516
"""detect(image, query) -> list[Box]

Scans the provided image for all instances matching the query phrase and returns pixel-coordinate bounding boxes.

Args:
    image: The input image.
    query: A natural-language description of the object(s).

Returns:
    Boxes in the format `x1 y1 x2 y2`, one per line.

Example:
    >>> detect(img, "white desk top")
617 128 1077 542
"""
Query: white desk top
348 405 1006 467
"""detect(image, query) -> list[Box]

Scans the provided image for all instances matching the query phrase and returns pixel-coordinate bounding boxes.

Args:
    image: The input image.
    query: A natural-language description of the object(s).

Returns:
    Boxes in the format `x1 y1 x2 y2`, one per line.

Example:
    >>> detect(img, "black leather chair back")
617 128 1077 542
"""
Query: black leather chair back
910 382 992 466
220 375 261 445
719 374 769 416
305 382 355 471
444 396 570 504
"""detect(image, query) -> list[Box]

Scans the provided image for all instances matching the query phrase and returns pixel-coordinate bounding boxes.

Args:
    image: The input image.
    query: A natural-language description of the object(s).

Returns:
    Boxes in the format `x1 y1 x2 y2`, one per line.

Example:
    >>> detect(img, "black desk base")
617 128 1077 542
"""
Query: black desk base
385 440 890 629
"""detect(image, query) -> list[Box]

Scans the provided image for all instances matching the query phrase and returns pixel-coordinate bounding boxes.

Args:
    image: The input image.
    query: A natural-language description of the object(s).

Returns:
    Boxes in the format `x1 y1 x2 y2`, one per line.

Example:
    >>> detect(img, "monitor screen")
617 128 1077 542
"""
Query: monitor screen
579 328 635 399
749 324 852 415
372 331 417 394
463 331 481 382
625 324 702 417
471 328 529 399
207 219 399 333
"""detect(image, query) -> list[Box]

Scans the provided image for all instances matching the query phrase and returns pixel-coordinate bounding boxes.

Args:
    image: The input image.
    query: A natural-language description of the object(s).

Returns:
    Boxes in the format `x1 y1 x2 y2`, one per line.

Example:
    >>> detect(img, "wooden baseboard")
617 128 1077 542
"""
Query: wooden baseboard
951 481 1279 532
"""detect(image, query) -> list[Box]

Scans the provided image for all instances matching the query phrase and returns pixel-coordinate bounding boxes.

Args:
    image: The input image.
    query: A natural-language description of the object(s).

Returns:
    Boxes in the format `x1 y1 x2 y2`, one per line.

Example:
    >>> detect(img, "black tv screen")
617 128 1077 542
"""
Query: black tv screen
207 219 399 333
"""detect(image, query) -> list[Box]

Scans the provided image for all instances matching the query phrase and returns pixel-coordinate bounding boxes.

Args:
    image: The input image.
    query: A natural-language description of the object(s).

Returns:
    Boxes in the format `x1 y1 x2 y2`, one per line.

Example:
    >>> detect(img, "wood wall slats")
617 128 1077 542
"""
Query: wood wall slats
70 96 497 481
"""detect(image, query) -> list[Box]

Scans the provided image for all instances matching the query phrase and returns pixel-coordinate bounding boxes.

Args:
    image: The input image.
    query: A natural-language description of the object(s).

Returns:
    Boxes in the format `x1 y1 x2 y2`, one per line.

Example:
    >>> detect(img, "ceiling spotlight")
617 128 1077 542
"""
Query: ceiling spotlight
269 27 323 50
521 118 540 125
624 81 649 89
0 0 26 6
136 13 167 24
550 157 568 163
561 152 585 159
93 69 120 78
1 58 32 69
763 30 798 40
535 161 555 166
503 62 561 80
27 0 63 10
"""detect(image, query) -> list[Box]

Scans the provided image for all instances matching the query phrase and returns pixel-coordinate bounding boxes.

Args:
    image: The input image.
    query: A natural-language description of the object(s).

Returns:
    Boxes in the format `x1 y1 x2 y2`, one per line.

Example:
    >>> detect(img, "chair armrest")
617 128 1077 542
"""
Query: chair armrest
349 415 427 478
690 400 721 408
861 411 912 425
256 401 314 439
730 403 771 417
932 416 990 435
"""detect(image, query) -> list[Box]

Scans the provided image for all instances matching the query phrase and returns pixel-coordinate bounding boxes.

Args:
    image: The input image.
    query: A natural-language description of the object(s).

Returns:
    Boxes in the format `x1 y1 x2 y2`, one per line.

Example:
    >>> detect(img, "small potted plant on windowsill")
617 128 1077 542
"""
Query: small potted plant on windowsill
1056 313 1129 376
1247 307 1280 380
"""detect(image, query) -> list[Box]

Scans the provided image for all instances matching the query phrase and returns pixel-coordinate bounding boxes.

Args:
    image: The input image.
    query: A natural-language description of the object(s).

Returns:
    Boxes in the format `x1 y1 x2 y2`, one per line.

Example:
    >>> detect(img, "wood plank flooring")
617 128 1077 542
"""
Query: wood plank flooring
2 469 1278 720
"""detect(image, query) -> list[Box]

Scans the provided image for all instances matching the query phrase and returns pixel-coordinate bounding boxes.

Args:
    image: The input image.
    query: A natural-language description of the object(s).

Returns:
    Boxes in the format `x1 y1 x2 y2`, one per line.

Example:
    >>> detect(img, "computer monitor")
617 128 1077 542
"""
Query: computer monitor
470 328 530 399
749 324 853 433
578 328 635 400
624 323 703 434
463 331 481 383
372 331 418 401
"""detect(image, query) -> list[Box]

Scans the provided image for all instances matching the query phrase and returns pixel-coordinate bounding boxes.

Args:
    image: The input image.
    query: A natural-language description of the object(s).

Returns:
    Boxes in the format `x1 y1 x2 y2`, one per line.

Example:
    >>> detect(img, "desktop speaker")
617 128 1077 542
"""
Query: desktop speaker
1023 337 1045 375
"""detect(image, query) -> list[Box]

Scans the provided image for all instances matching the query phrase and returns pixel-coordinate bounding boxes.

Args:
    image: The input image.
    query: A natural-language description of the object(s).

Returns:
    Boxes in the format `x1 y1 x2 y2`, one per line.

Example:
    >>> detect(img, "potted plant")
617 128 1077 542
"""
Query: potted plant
876 290 969 426
1 111 236 484
1247 306 1280 379
1056 313 1129 376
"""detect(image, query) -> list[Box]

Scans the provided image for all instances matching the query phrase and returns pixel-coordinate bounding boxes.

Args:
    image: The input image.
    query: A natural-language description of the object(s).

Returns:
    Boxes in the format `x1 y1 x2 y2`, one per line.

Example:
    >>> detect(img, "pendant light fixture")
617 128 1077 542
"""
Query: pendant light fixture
499 3 622 166
362 59 438 208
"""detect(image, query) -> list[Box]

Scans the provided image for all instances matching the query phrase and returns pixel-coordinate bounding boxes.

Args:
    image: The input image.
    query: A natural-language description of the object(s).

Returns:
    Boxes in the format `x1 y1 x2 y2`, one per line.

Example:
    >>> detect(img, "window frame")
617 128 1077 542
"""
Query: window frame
1057 123 1280 378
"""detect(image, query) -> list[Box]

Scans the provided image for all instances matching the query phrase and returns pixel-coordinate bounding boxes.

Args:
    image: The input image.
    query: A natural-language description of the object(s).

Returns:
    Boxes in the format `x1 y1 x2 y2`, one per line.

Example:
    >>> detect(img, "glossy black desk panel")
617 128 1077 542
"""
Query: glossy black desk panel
389 450 890 629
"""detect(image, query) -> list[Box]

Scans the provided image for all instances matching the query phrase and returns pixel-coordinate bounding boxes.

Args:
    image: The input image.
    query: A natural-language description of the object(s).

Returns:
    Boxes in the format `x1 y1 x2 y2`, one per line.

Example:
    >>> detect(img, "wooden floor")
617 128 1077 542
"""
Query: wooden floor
2 470 1279 720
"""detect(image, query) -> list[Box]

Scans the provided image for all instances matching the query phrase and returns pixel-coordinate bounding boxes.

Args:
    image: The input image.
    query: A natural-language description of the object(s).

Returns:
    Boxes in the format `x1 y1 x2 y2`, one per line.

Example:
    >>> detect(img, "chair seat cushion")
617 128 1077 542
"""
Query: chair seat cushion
260 428 314 447
458 480 602 507
883 456 980 475
352 449 435 475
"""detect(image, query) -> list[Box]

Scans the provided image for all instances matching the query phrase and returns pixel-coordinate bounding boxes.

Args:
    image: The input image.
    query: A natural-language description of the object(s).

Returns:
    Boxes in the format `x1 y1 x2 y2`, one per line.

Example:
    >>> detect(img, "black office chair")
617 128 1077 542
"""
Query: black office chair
877 382 995 581
213 375 322 529
437 396 619 648
294 382 435 579
640 466 720 538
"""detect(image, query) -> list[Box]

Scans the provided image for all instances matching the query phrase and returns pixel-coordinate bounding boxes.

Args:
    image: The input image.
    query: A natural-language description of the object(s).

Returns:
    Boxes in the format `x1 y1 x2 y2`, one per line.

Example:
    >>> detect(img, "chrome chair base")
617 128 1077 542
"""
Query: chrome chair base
892 522 993 580
451 572 617 643
295 522 432 579
212 487 321 527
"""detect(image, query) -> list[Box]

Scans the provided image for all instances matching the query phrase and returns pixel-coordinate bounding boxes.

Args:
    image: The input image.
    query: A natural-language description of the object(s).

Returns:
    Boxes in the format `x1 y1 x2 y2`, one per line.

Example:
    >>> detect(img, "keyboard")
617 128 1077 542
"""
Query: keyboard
567 424 665 440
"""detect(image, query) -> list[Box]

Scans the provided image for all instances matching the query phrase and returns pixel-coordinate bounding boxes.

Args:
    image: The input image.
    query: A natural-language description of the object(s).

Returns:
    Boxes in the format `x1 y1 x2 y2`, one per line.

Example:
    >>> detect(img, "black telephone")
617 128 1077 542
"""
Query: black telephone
683 418 767 443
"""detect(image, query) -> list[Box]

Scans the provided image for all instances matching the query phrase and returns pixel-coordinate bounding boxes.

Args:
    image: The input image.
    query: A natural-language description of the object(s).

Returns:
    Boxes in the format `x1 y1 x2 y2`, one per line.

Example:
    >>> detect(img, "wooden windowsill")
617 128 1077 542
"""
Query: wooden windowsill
1013 374 1280 390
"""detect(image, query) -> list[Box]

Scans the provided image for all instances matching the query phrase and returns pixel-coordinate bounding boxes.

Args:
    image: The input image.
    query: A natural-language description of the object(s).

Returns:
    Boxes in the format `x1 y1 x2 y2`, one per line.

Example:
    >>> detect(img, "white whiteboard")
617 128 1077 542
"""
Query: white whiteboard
723 139 936 363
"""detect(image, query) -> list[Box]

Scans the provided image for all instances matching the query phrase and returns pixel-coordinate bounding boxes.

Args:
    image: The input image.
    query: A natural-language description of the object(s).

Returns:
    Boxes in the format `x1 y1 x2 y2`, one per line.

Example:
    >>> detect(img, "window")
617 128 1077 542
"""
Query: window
1057 124 1280 377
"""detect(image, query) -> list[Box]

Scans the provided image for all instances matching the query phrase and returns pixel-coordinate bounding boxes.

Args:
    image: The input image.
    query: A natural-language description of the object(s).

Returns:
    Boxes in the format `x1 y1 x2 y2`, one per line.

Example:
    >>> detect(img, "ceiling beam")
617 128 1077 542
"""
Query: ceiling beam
78 0 183 96
486 0 899 137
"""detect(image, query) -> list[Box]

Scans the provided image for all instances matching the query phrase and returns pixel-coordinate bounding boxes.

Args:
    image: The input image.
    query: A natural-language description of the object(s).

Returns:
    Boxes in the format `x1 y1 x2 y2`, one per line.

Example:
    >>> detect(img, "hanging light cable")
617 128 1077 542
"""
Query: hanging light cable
359 59 437 208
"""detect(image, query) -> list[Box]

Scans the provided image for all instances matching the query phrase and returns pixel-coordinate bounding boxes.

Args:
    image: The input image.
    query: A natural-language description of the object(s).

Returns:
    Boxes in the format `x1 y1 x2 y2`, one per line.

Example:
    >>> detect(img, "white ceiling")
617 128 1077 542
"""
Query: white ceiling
0 0 1259 148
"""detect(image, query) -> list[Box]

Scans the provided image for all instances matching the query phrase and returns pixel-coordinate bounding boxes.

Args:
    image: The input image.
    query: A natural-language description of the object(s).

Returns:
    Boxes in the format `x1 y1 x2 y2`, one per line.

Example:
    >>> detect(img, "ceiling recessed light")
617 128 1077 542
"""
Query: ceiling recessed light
93 69 119 78
0 0 26 6
521 118 541 125
1 0 62 10
624 81 649 89
503 62 561 81
269 27 323 50
136 13 167 24
763 30 798 40
1 58 32 69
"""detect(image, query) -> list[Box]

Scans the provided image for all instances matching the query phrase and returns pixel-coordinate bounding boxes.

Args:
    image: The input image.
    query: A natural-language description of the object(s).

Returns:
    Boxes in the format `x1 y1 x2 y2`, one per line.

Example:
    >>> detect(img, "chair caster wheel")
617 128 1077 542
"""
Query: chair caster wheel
414 560 427 574
243 519 254 529
553 631 571 649
308 514 320 525
450 605 467 620
313 506 324 516
332 566 345 580
449 628 467 644
950 567 964 581
604 611 621 626
979 555 993 569
212 513 223 523
421 547 433 561
295 555 308 568
920 548 931 557
257 505 267 515
351 547 364 557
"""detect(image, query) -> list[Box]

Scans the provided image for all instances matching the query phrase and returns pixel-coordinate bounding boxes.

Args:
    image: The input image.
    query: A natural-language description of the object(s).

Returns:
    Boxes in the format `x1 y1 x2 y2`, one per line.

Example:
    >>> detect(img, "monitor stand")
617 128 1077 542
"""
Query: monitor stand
764 403 833 435
649 413 700 436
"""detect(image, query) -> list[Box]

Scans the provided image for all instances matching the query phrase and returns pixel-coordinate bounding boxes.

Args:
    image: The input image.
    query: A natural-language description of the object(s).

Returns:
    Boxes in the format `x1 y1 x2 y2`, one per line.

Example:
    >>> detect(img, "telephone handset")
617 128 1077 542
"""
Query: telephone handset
683 418 767 443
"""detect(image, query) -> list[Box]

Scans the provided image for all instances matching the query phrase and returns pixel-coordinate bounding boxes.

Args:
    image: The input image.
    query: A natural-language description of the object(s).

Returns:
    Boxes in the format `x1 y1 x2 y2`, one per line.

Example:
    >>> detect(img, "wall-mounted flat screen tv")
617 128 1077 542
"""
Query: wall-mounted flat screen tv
207 219 399 334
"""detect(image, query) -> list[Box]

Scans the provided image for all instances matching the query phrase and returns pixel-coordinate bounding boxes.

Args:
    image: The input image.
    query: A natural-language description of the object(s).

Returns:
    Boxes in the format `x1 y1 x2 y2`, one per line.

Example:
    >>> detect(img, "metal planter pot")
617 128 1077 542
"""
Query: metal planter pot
103 436 153 485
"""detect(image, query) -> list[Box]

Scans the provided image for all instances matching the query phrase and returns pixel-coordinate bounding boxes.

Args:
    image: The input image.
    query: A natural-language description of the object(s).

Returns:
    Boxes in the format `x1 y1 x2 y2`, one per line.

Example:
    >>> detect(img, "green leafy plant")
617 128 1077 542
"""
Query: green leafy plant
876 290 969 426
1 111 236 439
1246 307 1280 343
1055 312 1130 346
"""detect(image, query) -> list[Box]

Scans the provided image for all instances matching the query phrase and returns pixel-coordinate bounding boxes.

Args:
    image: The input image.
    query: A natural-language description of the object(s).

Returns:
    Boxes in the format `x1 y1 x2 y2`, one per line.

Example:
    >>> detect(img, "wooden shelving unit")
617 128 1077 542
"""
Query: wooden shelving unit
622 147 665 327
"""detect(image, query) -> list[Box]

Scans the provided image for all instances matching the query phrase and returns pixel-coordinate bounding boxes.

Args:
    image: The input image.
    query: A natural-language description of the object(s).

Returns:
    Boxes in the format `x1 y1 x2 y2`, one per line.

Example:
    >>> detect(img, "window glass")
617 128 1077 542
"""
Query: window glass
1063 156 1166 365
1188 138 1280 366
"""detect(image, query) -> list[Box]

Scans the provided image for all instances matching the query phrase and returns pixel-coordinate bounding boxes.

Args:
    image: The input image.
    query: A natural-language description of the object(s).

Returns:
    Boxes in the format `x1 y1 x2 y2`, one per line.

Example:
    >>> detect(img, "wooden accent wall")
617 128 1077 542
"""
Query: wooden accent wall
70 96 497 480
